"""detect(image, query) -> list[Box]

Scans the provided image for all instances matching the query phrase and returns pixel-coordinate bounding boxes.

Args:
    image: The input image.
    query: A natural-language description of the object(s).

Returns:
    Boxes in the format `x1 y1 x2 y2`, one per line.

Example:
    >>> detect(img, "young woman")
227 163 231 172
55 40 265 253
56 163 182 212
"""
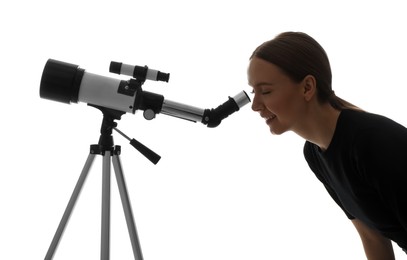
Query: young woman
248 32 407 259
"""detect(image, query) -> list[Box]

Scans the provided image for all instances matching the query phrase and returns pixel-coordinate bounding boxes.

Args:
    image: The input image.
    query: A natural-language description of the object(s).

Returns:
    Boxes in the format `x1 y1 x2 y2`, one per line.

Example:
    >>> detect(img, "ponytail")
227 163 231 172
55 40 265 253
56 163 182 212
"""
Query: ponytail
328 92 364 111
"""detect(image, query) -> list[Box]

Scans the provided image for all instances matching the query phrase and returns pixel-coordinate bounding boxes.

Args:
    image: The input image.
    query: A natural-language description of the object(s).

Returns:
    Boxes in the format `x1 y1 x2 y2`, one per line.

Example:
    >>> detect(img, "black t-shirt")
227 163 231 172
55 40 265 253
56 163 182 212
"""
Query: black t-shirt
304 109 407 249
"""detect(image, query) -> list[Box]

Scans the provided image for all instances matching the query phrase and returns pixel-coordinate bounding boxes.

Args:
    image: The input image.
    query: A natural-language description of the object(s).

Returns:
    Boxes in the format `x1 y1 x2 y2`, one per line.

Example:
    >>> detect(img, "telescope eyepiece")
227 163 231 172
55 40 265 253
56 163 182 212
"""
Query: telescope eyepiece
202 91 251 128
156 71 170 82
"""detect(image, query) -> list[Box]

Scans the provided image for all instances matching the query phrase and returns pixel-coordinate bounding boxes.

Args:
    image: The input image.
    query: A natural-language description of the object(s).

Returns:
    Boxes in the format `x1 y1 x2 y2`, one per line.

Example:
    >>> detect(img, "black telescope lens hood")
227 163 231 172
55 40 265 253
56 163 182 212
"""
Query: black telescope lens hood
40 59 84 104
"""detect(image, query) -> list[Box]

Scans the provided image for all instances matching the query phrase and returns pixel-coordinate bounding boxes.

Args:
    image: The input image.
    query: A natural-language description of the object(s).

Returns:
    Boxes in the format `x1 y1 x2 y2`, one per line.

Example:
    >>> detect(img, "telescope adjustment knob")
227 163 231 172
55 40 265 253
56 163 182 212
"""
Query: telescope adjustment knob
143 109 156 120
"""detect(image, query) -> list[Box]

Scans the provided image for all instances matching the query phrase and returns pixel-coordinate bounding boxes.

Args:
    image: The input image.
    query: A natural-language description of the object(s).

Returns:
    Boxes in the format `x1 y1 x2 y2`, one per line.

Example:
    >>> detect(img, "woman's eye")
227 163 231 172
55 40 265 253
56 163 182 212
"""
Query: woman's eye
249 89 271 95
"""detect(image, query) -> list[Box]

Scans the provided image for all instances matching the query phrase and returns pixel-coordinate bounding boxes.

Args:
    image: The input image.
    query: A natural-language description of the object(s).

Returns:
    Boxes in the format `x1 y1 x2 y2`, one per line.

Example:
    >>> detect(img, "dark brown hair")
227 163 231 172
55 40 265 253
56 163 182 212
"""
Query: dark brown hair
251 32 360 111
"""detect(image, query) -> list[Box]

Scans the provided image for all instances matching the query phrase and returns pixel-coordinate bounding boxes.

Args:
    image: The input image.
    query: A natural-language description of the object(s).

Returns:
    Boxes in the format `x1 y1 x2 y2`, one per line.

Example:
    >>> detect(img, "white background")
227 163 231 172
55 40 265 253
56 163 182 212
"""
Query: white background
1 0 406 259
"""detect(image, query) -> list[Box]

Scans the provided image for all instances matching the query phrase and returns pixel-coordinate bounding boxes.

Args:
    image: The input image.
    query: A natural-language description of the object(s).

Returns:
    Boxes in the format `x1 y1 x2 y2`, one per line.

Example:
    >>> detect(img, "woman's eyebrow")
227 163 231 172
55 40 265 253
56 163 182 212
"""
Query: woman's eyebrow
251 82 274 88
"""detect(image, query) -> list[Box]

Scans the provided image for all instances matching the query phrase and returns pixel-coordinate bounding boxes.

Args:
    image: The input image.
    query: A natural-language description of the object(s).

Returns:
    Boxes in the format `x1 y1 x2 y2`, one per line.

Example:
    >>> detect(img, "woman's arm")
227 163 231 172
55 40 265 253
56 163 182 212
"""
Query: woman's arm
352 218 395 260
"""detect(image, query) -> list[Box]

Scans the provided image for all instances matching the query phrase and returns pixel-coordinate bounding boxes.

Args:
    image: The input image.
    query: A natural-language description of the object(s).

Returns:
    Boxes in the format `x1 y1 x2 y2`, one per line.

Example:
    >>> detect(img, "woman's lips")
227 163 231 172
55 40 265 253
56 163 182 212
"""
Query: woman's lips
264 114 276 125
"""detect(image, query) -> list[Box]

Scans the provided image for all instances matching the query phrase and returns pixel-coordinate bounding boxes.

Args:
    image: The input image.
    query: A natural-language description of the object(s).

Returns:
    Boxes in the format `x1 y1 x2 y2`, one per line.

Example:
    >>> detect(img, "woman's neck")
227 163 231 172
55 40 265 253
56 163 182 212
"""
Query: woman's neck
294 103 341 151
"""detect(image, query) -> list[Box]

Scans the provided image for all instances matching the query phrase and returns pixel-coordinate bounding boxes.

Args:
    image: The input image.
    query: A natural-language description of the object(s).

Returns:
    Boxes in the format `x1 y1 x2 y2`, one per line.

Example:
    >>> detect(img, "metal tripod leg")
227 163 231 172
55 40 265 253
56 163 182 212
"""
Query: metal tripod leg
44 146 144 260
112 149 144 260
101 151 111 260
44 153 96 260
101 148 144 260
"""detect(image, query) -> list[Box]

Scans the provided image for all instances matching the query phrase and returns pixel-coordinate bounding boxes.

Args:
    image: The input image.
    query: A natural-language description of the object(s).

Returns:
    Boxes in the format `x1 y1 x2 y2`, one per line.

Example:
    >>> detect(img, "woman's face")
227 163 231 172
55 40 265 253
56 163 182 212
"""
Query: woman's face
248 57 308 135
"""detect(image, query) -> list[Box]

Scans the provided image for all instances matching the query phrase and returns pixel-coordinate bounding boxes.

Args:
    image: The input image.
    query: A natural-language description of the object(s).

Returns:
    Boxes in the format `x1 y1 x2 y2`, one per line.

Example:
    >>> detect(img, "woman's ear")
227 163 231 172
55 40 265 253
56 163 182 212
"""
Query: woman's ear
302 75 317 101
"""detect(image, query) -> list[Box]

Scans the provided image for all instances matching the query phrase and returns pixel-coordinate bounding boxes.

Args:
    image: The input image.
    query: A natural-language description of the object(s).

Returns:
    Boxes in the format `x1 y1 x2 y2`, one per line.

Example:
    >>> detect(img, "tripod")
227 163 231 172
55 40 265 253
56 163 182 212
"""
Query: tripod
44 106 160 260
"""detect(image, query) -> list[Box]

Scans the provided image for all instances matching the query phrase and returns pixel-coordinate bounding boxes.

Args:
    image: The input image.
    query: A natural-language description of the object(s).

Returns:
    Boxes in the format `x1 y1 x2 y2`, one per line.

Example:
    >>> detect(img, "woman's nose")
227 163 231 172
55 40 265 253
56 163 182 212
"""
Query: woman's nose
251 94 262 112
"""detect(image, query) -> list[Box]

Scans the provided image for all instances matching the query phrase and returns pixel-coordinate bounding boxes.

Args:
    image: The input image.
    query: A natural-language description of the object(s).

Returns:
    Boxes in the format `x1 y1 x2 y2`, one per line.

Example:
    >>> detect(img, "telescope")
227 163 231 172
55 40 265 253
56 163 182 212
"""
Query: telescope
40 59 251 260
40 59 250 127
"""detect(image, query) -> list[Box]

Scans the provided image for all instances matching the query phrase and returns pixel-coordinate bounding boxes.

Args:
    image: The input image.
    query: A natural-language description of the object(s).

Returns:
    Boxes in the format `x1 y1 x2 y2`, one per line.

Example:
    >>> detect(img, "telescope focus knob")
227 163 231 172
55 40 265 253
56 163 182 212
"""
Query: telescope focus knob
143 109 156 120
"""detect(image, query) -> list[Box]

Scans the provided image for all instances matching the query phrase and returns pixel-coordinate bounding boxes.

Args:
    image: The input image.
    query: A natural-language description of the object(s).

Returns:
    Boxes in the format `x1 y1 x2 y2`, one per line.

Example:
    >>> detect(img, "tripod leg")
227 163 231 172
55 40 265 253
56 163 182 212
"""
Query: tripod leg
101 151 111 260
45 153 96 260
112 152 144 260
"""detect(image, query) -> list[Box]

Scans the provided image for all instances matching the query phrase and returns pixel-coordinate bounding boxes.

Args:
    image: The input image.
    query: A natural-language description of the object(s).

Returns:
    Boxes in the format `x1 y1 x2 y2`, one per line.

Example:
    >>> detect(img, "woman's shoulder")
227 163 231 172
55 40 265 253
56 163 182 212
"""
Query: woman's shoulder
339 109 406 132
339 109 407 152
